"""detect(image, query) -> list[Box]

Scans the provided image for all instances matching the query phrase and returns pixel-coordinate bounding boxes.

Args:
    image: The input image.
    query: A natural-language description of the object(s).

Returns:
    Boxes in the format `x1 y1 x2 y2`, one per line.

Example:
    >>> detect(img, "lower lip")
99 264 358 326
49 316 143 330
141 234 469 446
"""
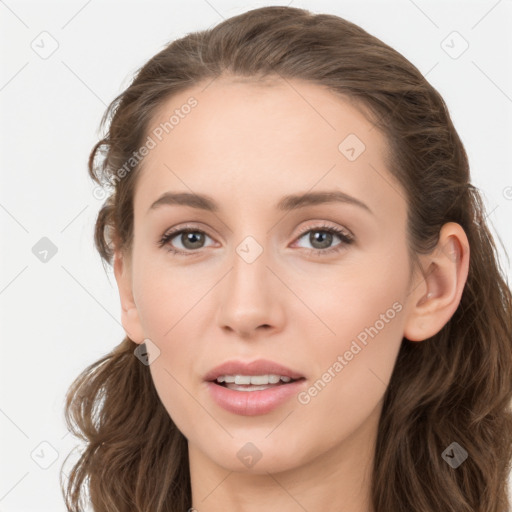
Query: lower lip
205 380 306 416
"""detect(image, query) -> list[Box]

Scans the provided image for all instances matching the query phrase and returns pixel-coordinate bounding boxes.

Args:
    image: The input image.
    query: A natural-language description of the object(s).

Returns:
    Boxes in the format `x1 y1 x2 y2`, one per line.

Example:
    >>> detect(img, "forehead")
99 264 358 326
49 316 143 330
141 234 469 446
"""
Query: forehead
134 76 400 219
147 76 380 150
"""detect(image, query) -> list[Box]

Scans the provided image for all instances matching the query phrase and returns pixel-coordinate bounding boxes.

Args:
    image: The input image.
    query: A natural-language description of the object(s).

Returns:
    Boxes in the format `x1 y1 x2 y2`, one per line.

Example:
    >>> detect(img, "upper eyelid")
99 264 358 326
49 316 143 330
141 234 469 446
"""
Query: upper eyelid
295 222 352 238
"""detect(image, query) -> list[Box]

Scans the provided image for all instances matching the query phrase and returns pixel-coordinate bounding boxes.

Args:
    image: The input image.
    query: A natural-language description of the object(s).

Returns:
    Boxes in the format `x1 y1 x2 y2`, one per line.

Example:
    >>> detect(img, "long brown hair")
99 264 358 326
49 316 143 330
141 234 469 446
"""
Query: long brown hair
61 6 512 511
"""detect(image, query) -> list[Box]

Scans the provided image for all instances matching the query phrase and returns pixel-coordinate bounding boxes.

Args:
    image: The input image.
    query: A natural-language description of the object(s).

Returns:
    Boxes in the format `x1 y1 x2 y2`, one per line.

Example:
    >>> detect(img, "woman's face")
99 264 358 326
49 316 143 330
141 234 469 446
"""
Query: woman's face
117 76 418 474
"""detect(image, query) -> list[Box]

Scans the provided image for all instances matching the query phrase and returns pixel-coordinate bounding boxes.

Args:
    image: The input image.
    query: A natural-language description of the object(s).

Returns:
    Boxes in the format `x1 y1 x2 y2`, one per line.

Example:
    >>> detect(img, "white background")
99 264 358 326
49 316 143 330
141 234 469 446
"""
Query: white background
1 0 511 510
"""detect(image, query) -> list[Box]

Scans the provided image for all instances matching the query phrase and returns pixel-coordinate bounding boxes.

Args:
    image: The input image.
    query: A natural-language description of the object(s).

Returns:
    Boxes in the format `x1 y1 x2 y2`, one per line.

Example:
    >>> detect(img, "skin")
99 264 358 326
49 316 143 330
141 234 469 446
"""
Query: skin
114 76 470 512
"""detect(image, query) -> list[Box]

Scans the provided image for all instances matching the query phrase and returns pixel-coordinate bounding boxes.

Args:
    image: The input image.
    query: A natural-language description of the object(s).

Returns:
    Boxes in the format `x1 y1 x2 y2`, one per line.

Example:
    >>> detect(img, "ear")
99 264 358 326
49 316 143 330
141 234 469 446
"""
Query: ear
403 222 470 342
113 250 145 344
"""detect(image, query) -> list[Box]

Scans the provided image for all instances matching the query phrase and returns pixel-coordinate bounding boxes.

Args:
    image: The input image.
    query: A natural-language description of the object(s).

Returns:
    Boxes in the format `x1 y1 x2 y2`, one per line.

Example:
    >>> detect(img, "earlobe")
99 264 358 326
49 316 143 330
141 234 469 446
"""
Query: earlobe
113 250 146 344
403 222 470 342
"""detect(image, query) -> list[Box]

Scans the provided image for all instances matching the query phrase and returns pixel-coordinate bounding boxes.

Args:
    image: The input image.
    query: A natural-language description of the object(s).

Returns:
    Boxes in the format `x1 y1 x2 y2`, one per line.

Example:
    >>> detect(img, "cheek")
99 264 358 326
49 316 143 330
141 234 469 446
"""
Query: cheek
147 355 198 436
293 288 405 449
135 271 201 369
297 253 407 404
131 261 208 426
132 254 201 339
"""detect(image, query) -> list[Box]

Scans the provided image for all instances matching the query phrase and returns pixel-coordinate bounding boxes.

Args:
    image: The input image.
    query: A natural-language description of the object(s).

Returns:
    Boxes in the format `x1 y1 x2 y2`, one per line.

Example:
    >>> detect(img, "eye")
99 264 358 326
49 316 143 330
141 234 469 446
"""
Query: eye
157 225 216 255
293 223 354 256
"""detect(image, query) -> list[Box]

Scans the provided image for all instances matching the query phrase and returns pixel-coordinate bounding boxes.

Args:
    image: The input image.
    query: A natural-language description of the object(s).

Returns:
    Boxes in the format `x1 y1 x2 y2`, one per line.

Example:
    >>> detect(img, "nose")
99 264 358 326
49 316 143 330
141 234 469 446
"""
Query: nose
216 241 285 339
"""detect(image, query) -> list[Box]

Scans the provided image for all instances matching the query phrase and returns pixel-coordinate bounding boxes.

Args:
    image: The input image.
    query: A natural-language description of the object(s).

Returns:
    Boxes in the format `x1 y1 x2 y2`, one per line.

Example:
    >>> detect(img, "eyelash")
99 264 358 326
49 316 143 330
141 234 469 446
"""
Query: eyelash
156 223 354 257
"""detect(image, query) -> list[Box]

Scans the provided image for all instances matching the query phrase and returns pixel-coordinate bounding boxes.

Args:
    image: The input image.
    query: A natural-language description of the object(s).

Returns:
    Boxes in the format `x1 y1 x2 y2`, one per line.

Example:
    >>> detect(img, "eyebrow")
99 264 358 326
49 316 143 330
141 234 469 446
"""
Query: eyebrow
147 190 373 215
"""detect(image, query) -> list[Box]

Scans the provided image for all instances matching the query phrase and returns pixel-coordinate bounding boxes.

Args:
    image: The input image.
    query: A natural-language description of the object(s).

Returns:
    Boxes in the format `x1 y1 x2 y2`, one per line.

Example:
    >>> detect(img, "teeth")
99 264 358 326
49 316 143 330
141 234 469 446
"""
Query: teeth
215 374 294 385
226 384 274 392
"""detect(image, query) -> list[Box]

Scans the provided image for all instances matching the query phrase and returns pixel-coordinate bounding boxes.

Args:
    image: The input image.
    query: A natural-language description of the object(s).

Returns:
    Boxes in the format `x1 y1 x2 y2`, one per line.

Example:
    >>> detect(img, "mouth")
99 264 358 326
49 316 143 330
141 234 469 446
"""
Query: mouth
204 362 308 415
204 358 306 394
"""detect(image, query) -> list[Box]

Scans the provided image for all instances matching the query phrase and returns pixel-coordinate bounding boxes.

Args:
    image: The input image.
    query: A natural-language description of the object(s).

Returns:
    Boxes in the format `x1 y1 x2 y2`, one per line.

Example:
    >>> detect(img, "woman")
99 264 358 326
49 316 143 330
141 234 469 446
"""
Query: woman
61 6 512 511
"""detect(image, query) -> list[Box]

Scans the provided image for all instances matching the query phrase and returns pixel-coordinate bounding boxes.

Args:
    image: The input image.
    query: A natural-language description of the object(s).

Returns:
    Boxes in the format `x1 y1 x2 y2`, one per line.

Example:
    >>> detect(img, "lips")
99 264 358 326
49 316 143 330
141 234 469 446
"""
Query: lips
203 359 307 416
203 358 306 382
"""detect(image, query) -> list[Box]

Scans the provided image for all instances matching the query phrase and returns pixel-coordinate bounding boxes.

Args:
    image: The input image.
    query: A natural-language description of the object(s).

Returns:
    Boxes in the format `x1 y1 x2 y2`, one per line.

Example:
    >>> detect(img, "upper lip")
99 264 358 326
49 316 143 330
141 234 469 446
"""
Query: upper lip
204 359 305 382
